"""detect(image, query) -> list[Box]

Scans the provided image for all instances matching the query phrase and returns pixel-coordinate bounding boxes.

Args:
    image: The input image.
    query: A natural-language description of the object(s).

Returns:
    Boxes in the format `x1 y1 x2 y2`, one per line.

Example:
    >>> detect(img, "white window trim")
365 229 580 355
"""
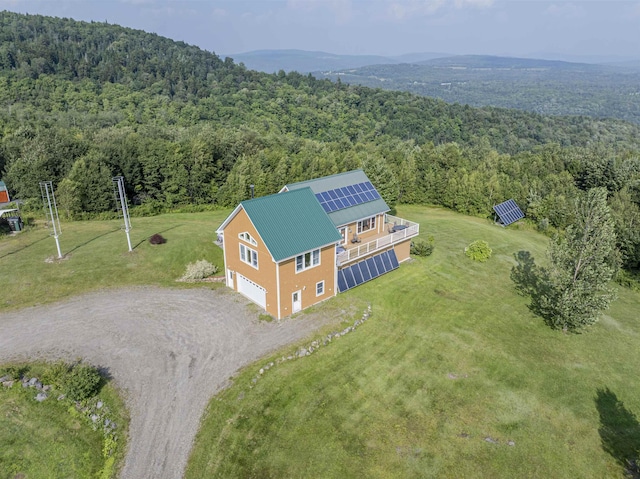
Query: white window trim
357 216 376 234
316 280 325 297
295 248 321 273
239 243 259 269
238 231 257 246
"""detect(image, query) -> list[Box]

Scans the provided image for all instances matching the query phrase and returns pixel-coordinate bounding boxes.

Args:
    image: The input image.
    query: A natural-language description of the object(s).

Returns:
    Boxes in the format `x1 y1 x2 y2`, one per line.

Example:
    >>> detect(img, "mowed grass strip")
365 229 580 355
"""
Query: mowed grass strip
0 211 228 311
186 205 640 479
0 363 129 479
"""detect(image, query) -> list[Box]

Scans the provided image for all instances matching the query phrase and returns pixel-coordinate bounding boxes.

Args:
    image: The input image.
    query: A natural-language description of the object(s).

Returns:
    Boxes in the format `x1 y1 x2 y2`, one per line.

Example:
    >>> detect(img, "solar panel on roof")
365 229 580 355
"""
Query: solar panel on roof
314 181 384 215
337 250 400 293
493 199 524 227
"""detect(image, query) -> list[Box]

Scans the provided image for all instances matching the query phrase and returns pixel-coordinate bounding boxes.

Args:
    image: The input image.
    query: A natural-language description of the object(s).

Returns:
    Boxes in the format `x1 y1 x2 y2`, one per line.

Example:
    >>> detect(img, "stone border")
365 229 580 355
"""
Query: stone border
250 304 372 387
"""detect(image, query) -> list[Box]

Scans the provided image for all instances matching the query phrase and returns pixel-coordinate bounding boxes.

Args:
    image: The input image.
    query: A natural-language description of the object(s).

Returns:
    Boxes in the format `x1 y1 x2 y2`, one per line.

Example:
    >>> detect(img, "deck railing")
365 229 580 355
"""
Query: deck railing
336 215 419 266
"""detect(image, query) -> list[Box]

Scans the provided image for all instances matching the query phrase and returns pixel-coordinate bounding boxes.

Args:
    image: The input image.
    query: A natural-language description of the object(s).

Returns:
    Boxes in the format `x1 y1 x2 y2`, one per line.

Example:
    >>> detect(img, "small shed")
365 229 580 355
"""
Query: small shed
0 181 9 204
0 209 23 232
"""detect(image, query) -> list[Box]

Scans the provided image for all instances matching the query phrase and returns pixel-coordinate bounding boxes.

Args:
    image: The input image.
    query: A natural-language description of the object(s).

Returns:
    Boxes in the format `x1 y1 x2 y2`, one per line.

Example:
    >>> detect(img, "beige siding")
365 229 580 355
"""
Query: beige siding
394 239 412 263
341 213 386 244
277 244 336 318
223 208 278 317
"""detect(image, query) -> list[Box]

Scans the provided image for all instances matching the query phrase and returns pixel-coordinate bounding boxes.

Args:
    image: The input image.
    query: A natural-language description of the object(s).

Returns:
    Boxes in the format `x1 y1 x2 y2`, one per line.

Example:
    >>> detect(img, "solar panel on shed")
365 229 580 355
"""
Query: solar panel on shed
493 199 524 226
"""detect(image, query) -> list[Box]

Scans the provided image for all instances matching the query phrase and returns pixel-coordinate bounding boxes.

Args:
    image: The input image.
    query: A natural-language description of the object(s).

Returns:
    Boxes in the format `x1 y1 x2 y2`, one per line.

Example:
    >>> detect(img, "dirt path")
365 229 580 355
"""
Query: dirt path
0 286 337 479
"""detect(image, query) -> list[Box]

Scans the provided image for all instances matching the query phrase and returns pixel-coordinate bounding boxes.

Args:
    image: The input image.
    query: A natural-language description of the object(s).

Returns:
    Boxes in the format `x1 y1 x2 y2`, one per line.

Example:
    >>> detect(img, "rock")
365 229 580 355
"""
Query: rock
97 401 103 409
2 380 14 388
91 414 99 423
507 440 515 446
484 437 498 444
35 392 48 402
43 385 51 392
259 368 264 375
57 394 66 401
0 375 9 382
28 377 38 386
22 381 29 388
34 381 43 390
298 348 308 357
104 418 111 427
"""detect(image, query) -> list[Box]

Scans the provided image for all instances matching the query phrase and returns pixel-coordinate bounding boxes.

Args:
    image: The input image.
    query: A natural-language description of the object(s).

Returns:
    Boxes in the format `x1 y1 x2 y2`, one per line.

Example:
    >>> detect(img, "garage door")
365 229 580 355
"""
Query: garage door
237 274 266 309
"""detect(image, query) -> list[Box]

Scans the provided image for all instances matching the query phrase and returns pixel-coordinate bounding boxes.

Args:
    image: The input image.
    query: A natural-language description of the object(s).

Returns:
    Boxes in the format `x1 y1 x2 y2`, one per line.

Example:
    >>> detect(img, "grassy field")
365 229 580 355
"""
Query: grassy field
0 362 129 479
0 211 228 311
186 205 640 478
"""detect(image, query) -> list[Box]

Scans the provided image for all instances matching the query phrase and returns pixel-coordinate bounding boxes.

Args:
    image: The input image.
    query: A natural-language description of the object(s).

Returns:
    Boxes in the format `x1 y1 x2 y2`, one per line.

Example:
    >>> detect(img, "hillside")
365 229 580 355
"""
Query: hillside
187 206 640 478
316 55 640 124
1 12 640 273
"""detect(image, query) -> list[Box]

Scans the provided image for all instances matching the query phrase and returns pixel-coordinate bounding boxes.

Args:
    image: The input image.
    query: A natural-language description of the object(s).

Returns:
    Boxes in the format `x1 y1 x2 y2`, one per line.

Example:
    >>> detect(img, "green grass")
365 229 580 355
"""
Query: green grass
0 362 129 479
0 211 228 311
186 205 640 478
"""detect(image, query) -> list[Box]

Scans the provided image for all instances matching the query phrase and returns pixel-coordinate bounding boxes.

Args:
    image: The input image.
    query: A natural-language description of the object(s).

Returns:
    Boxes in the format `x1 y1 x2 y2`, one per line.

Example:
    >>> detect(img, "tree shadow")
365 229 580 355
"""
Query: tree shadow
510 250 551 317
596 387 640 477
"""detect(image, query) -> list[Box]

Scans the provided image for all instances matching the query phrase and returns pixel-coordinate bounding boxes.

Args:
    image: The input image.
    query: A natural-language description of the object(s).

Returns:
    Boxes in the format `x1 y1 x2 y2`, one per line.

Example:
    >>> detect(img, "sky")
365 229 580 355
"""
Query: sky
1 0 639 62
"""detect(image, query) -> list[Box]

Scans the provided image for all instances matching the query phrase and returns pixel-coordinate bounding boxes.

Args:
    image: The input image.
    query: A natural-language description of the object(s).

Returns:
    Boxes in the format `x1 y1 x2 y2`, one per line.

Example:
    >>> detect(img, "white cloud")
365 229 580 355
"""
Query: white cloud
544 3 586 19
386 0 493 20
286 0 354 24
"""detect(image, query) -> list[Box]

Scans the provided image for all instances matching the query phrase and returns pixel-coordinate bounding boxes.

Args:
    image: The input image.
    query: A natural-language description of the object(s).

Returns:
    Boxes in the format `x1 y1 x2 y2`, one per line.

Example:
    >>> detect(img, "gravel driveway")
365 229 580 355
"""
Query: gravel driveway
0 286 336 478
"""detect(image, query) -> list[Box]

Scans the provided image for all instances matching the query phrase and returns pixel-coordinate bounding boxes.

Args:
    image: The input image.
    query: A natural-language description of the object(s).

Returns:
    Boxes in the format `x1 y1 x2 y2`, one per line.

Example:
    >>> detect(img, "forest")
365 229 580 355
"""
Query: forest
0 11 639 272
318 55 640 125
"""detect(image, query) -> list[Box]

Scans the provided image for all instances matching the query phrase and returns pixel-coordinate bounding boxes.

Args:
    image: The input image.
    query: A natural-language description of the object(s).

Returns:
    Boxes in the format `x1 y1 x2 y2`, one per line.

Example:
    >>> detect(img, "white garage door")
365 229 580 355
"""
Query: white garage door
237 274 266 309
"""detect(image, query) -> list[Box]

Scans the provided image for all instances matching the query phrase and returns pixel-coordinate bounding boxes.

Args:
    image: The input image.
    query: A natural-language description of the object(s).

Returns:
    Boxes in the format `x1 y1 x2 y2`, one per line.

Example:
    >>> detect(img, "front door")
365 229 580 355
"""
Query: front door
227 269 234 289
339 227 347 245
292 290 302 313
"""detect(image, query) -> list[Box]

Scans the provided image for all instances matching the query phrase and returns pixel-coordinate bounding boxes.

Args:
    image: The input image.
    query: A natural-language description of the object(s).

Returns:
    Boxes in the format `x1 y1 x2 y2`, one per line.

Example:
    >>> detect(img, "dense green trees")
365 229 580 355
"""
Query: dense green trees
1 11 640 278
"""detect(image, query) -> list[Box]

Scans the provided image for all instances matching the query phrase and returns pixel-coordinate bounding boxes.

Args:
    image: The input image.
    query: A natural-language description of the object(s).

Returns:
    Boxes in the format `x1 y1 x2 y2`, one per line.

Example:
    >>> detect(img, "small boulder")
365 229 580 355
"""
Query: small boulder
2 380 14 388
35 392 48 402
96 401 103 409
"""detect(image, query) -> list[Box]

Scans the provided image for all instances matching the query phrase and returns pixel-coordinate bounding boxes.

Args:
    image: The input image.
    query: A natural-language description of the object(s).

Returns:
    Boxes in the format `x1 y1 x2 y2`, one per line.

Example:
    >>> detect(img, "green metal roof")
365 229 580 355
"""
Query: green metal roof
242 187 342 262
285 169 389 227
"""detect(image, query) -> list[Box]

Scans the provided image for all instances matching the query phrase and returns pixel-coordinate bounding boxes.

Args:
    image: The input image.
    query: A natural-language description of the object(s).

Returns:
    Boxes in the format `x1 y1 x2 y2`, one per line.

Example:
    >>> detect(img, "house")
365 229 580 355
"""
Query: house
0 181 9 204
216 170 419 319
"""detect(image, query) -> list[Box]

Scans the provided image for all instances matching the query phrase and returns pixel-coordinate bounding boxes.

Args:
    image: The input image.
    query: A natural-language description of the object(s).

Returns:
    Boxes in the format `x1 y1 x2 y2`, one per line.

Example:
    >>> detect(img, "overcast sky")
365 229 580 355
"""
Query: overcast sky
1 1 639 62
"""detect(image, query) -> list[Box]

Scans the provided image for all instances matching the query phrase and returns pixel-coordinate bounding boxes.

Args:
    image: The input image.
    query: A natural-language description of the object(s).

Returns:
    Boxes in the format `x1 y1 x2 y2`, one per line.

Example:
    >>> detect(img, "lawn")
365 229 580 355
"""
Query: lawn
186 205 640 478
0 210 228 311
0 362 129 479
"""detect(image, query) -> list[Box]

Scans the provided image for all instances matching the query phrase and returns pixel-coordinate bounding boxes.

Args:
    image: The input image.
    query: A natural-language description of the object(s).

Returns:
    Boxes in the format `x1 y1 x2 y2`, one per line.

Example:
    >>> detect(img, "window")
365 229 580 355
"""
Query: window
238 232 257 246
239 243 258 269
295 248 320 273
316 281 325 297
357 216 376 234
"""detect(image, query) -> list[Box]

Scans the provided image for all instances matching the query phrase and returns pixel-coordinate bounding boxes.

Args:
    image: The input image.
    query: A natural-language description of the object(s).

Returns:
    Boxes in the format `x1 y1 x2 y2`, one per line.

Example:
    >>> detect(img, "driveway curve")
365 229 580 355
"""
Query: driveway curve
0 286 336 479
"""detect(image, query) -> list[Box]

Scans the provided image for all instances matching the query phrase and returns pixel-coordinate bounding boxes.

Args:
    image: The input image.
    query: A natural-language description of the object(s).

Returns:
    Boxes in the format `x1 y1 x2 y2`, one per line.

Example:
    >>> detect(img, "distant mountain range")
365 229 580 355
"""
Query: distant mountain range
224 49 448 73
313 54 640 124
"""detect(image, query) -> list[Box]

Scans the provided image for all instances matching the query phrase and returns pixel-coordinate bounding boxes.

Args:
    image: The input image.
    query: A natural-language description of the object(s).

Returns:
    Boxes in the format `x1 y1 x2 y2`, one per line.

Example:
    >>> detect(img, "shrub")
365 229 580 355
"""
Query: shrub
41 361 71 389
63 363 102 401
181 260 218 281
411 237 435 257
149 233 166 245
465 240 492 262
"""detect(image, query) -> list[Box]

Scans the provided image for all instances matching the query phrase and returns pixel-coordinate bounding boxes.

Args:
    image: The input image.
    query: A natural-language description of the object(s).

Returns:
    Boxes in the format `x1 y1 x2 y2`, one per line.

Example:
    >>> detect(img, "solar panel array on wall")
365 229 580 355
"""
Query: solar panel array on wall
337 249 400 293
493 199 524 226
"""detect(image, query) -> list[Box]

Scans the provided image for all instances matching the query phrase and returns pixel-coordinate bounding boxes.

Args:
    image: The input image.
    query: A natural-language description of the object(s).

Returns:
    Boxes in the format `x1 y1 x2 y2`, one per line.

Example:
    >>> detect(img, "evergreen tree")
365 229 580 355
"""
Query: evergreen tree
535 188 618 332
